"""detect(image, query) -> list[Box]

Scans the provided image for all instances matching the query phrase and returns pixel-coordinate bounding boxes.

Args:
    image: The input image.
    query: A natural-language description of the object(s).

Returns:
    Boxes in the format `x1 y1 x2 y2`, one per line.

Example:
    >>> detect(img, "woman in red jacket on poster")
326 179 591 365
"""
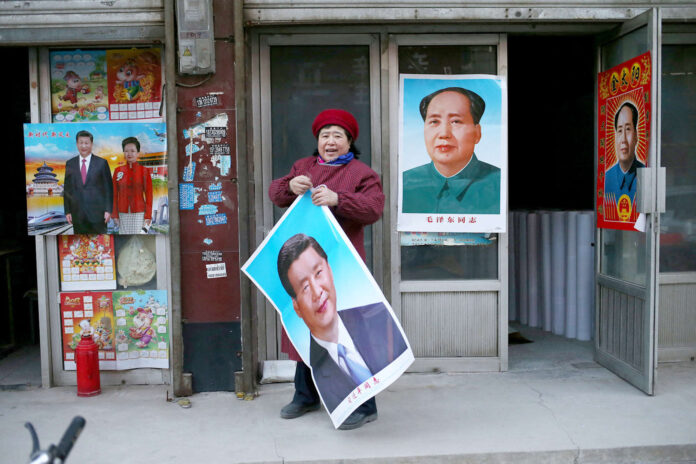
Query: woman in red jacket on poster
112 137 153 234
269 109 385 430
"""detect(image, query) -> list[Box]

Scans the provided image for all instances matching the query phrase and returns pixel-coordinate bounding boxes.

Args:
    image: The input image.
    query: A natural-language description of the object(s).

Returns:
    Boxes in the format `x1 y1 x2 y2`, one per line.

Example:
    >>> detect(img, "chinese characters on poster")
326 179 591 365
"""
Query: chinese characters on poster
597 52 651 230
242 193 414 428
24 122 168 235
398 74 508 233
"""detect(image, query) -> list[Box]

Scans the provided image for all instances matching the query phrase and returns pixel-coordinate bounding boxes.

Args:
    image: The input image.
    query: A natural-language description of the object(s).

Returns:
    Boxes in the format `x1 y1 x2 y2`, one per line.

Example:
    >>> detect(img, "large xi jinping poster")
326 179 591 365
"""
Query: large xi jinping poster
242 192 414 429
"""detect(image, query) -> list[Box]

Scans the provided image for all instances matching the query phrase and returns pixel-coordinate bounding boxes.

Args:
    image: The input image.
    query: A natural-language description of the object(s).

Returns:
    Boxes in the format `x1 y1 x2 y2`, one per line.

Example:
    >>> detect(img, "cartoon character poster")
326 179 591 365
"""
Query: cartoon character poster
50 50 109 122
50 48 163 122
59 234 117 291
242 192 414 429
60 292 116 370
106 48 163 120
112 290 169 369
23 122 168 235
60 290 169 370
398 74 508 233
597 52 651 230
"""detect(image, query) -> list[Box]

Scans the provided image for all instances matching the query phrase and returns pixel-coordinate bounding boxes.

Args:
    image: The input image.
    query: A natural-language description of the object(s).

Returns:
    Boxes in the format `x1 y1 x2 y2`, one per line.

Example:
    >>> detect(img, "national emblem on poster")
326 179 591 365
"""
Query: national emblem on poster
597 52 651 230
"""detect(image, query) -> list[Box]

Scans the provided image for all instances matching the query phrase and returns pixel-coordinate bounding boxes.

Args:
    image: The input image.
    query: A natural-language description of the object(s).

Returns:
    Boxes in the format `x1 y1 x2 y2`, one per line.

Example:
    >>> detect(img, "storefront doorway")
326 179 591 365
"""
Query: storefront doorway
0 47 40 389
506 33 597 378
249 16 696 395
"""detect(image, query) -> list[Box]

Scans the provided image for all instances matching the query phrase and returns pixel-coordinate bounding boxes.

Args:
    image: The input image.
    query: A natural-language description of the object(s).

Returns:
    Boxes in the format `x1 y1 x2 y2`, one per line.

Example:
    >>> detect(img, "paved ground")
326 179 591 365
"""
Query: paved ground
1 327 695 463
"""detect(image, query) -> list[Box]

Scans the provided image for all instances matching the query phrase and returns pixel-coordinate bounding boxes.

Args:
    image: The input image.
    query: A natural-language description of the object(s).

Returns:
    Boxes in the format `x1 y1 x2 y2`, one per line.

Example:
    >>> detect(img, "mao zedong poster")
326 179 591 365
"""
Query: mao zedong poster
24 122 168 236
242 193 414 428
597 52 651 230
398 74 508 233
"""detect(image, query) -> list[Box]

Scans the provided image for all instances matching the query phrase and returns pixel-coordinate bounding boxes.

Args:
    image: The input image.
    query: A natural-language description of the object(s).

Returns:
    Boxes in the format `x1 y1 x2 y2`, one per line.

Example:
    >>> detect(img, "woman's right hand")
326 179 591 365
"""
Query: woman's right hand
289 175 313 196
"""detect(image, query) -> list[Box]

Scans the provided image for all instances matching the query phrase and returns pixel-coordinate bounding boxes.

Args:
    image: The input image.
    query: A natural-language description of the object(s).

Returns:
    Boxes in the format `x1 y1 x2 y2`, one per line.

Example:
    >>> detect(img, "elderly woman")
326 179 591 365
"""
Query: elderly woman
269 109 385 430
112 137 153 234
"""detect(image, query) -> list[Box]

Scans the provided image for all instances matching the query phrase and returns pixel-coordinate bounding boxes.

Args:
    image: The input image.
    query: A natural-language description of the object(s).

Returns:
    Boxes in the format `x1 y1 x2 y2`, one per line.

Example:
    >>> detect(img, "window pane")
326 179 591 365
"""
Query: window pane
269 45 373 266
660 44 696 272
399 44 498 280
401 242 497 280
599 26 650 284
600 228 647 285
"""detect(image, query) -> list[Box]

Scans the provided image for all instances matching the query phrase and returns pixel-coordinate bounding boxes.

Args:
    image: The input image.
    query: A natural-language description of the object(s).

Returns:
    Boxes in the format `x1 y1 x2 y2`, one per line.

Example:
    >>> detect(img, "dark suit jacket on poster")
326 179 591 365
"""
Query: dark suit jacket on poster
64 155 113 234
309 302 408 413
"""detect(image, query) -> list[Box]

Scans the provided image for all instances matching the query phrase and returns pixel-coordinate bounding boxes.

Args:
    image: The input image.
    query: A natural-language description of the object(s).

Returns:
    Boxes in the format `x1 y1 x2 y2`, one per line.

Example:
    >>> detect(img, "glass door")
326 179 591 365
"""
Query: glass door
254 34 382 359
389 35 508 371
595 9 662 394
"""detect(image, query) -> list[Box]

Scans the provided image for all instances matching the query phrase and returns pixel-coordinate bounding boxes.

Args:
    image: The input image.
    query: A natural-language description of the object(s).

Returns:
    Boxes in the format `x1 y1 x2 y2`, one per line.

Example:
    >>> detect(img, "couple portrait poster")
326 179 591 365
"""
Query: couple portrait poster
398 74 508 233
242 193 414 428
23 121 168 236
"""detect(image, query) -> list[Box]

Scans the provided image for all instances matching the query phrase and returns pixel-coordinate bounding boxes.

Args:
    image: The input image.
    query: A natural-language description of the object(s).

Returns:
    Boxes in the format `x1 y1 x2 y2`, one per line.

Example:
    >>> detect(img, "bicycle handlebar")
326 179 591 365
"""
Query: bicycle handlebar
55 416 86 460
26 416 86 464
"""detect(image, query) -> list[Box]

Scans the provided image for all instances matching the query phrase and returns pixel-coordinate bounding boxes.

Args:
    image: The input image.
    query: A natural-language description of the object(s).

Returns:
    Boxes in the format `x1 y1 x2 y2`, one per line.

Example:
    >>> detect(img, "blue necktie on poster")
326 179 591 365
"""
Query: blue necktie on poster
337 343 372 385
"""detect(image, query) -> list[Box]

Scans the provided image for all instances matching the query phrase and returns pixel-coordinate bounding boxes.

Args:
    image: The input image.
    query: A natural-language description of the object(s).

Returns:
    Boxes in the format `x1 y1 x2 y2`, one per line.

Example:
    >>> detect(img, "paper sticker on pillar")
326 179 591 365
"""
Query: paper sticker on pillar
179 183 195 210
185 143 202 156
204 213 227 226
183 162 196 182
198 204 218 216
202 250 223 262
208 190 223 203
210 144 230 155
209 182 222 191
194 94 221 108
183 113 228 140
203 238 213 245
206 262 227 279
204 127 226 140
211 155 231 176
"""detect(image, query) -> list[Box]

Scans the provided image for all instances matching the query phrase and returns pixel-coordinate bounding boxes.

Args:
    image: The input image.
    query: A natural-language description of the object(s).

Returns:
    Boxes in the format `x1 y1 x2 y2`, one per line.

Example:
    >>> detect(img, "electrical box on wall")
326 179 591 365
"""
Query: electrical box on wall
176 0 215 75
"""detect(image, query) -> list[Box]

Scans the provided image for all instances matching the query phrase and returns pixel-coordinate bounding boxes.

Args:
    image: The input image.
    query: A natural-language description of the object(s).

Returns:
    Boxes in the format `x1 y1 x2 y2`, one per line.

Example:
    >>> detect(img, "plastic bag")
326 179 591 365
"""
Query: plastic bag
117 236 156 287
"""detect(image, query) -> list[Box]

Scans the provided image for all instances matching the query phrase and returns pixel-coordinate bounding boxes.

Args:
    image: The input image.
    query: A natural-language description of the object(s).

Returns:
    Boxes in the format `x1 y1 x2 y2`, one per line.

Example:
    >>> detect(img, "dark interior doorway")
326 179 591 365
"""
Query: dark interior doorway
508 35 596 211
506 35 597 350
0 47 39 383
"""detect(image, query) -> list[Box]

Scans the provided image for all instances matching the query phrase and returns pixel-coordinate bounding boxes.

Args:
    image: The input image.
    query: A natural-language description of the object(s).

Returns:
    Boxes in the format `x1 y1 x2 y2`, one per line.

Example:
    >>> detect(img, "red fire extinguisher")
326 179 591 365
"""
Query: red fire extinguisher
76 333 101 397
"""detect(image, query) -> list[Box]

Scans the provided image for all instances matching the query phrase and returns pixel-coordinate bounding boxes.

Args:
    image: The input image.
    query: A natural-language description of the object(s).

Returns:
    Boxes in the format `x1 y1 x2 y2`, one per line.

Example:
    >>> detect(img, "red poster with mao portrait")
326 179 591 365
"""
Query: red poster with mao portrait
597 52 651 230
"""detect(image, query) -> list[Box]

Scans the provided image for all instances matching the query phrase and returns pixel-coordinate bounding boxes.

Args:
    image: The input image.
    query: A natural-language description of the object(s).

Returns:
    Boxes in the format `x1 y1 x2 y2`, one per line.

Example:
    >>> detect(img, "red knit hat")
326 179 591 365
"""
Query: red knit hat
311 109 359 141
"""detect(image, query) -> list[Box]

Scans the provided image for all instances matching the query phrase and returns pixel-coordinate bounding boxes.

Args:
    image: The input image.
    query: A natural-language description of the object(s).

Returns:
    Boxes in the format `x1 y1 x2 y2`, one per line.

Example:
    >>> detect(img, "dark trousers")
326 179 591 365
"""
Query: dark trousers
293 361 377 415
73 218 107 234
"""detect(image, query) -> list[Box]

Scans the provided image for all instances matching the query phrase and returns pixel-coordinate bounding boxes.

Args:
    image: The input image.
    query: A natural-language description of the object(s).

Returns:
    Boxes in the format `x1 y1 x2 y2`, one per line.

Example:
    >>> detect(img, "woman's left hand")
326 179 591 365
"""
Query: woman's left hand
311 185 338 207
145 219 152 226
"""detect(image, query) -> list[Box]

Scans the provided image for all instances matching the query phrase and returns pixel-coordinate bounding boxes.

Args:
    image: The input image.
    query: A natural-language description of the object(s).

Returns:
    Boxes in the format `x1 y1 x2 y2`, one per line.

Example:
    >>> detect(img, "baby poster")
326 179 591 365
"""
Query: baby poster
60 291 116 370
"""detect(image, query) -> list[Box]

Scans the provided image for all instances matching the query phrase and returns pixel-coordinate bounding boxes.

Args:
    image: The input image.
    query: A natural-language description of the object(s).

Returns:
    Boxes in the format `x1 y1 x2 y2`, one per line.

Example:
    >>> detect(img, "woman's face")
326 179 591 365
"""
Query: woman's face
124 143 139 164
317 125 351 162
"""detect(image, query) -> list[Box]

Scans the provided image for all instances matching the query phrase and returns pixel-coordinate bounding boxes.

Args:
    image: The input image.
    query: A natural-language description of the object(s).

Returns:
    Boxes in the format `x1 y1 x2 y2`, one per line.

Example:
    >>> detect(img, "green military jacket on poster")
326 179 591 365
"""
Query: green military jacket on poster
402 154 501 214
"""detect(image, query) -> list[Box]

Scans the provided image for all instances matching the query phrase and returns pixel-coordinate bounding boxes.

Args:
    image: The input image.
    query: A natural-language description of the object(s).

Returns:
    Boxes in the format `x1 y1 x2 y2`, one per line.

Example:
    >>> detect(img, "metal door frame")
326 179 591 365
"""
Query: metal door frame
387 34 509 373
594 8 662 395
251 32 383 361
